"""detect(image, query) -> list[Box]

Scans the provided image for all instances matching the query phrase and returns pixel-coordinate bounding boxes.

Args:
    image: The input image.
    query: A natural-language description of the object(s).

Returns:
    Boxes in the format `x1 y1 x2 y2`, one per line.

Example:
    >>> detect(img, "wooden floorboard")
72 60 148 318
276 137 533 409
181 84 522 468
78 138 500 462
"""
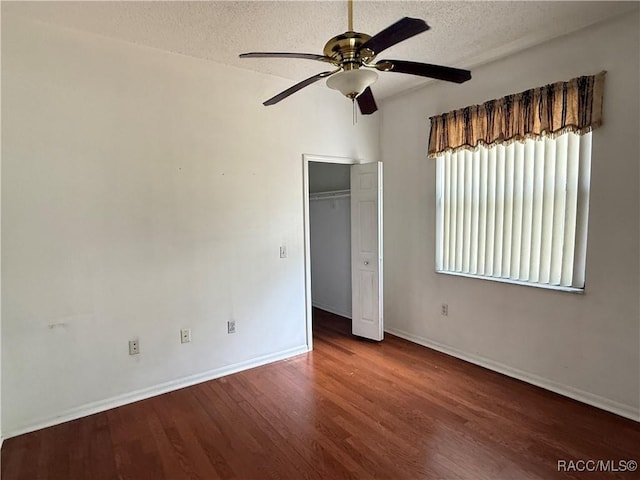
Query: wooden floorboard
2 308 639 479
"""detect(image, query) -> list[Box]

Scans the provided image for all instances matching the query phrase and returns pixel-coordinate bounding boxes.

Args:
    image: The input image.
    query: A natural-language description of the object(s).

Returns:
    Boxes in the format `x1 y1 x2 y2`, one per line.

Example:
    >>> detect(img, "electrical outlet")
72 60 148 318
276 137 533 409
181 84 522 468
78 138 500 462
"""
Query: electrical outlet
180 328 191 344
279 245 287 258
441 304 449 316
227 320 236 334
129 339 139 355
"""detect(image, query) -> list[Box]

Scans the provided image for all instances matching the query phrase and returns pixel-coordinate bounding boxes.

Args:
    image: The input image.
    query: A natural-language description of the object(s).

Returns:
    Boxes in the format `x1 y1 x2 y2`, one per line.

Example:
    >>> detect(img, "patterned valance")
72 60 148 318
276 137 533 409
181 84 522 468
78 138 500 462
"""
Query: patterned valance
427 71 606 158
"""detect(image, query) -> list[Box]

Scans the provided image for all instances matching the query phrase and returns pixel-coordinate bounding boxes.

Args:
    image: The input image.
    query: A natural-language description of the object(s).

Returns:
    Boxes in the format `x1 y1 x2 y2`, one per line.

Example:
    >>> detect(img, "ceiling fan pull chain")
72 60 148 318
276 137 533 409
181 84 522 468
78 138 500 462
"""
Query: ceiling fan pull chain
352 98 357 125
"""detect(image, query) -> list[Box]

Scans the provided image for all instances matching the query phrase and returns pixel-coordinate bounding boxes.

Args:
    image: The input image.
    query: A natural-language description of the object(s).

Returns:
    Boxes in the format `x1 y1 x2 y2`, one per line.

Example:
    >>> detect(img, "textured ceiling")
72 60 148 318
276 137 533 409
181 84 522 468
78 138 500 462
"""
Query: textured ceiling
4 1 637 100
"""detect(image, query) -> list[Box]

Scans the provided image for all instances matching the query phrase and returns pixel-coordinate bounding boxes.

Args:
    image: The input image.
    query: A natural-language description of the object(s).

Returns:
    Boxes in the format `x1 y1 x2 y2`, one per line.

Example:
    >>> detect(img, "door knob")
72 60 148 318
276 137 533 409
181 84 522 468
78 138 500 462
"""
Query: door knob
364 261 369 265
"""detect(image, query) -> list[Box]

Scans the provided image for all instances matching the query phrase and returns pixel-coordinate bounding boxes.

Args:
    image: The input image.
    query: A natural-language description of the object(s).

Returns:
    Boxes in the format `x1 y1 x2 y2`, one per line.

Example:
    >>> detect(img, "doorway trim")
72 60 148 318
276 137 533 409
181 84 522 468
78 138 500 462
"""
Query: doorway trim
302 153 361 351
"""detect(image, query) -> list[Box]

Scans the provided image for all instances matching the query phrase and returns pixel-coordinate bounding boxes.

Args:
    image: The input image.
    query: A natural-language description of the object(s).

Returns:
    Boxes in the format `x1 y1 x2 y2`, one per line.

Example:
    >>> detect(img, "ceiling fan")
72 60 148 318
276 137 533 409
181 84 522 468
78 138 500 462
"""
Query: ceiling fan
239 0 471 115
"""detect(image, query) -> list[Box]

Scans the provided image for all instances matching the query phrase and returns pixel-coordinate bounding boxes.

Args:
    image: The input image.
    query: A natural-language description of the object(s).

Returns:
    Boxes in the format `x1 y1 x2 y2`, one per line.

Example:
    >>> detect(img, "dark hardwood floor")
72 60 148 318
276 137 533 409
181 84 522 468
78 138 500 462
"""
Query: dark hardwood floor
2 308 639 479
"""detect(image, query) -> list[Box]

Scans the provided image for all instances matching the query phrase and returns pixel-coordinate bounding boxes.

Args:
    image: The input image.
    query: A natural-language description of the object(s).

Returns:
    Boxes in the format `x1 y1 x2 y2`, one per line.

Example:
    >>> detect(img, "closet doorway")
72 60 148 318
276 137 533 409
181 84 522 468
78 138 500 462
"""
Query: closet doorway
302 154 383 350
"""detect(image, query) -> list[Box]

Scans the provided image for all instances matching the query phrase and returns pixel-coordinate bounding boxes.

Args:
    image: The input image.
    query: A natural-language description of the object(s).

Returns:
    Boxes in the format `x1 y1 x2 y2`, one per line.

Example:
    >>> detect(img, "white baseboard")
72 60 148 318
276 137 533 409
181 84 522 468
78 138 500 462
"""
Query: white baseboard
4 345 309 439
385 326 639 422
312 301 352 319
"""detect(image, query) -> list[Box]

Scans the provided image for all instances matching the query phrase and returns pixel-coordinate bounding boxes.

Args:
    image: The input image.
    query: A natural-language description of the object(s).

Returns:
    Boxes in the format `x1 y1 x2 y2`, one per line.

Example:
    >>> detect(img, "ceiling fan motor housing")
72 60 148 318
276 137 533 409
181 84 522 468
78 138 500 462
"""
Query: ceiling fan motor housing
323 31 376 69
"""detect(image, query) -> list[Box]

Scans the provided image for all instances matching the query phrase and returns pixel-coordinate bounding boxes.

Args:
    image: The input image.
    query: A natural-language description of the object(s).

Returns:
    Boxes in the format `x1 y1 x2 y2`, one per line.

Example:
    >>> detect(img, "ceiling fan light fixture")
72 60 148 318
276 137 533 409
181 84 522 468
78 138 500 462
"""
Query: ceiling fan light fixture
326 69 378 99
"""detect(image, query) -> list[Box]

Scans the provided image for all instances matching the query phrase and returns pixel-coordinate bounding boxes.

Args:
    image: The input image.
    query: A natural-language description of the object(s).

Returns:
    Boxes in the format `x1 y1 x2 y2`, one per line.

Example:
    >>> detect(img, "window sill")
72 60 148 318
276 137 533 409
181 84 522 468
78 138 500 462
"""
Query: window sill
435 270 585 294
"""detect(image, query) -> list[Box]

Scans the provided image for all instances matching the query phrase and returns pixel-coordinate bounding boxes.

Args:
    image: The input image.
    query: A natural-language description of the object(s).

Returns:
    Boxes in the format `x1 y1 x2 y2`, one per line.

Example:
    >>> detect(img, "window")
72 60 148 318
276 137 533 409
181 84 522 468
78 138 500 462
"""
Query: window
435 132 591 291
428 71 605 292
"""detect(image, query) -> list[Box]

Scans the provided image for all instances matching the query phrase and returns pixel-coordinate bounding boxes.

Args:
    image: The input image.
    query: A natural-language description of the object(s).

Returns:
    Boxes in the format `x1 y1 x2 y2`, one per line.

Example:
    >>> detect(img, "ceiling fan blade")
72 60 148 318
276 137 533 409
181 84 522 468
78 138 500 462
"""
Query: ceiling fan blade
357 87 378 115
359 17 430 55
263 71 337 106
377 59 471 83
240 52 334 63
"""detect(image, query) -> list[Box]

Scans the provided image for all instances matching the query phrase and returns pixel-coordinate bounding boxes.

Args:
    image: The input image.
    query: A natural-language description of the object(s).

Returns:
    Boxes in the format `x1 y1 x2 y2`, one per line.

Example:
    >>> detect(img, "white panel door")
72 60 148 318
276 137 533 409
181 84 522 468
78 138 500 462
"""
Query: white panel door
351 162 383 341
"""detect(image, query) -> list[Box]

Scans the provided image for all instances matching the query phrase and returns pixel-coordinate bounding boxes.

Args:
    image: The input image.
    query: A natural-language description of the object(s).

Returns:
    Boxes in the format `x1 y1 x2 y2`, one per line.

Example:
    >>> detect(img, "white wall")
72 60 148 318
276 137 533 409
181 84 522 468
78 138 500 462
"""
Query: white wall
309 162 351 194
381 11 639 420
1 14 379 437
309 195 352 318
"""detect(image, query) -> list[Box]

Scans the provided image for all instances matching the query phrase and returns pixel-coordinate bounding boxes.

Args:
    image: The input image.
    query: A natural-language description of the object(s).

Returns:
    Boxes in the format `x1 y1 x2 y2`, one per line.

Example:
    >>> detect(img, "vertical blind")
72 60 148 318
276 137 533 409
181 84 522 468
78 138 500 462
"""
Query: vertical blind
435 132 591 289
